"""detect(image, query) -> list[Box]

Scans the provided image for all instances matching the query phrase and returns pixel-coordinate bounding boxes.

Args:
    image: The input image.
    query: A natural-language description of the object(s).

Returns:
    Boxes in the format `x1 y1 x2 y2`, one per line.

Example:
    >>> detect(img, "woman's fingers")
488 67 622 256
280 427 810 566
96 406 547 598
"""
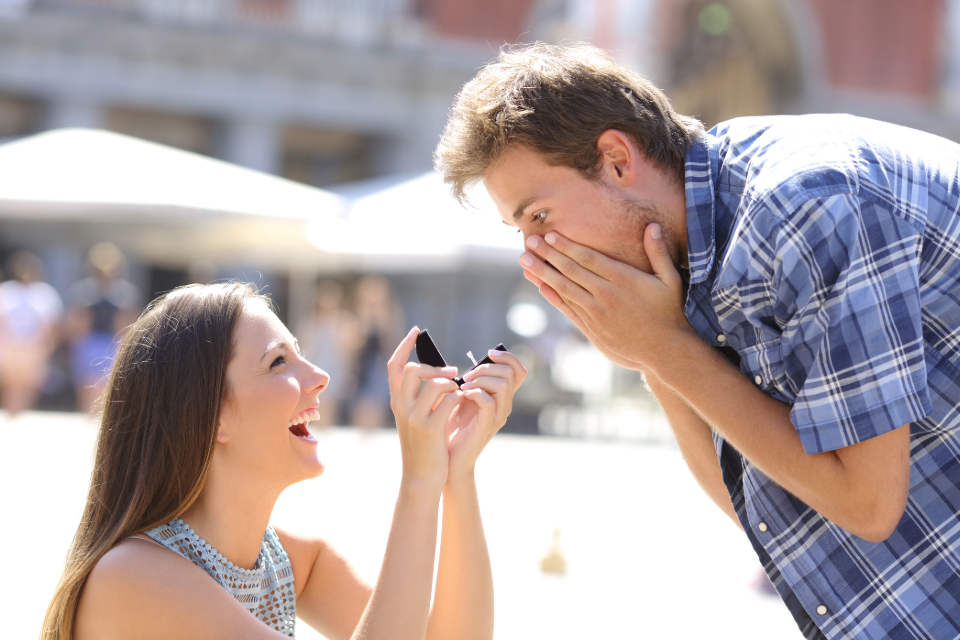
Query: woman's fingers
463 388 496 431
461 351 527 390
460 376 512 425
411 377 460 423
388 326 419 406
429 387 465 426
397 361 457 415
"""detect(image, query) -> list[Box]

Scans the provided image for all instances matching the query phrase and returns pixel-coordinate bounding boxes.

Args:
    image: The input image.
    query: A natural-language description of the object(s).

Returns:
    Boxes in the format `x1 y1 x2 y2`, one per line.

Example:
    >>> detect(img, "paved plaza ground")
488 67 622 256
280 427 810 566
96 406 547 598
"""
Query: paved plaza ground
4 411 802 639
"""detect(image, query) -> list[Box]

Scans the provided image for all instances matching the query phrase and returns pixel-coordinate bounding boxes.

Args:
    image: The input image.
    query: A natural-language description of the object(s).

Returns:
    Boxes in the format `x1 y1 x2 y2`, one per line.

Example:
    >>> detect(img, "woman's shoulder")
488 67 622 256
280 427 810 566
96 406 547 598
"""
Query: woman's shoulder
270 525 329 594
75 537 286 640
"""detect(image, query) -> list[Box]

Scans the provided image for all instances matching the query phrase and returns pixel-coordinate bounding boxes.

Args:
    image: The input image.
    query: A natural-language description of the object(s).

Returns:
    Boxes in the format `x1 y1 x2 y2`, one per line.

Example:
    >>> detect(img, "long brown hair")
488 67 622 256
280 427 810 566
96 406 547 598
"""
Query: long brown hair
41 282 266 640
434 42 704 205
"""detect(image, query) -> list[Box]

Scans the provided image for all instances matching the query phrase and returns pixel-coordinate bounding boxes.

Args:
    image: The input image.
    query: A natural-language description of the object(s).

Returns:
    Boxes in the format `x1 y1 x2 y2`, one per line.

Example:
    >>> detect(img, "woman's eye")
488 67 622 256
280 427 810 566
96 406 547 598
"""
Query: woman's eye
271 355 287 368
533 211 547 224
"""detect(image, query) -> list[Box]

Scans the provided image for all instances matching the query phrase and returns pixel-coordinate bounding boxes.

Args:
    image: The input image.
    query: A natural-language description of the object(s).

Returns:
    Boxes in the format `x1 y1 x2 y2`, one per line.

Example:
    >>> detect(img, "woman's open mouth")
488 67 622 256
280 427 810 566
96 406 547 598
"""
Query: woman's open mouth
288 408 320 441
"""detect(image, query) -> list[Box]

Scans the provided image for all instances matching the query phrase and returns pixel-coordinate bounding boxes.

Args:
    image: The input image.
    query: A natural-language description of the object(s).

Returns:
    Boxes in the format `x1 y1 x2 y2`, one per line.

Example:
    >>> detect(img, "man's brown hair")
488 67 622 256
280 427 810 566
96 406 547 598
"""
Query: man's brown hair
435 42 704 204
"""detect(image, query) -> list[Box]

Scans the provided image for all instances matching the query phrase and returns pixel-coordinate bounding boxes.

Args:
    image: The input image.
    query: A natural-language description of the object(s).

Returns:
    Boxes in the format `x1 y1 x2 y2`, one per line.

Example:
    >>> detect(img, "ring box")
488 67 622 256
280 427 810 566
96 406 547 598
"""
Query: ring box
415 329 507 387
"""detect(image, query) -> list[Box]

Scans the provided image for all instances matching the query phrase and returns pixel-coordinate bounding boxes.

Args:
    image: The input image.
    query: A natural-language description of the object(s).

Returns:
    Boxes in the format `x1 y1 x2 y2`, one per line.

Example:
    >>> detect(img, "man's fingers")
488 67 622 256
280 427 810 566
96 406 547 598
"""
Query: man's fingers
644 223 682 287
519 249 591 306
523 269 546 288
531 232 620 281
534 281 591 333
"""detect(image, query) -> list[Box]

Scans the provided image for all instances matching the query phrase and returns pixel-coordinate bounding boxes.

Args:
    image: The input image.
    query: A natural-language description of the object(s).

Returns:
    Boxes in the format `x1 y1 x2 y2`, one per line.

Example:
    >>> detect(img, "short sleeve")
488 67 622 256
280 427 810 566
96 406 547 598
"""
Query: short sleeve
775 193 930 454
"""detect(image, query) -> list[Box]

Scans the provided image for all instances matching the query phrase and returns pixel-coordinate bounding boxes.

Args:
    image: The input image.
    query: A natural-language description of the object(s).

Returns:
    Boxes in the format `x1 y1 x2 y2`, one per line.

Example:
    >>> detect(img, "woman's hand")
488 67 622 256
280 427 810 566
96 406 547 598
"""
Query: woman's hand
387 327 464 493
444 350 527 484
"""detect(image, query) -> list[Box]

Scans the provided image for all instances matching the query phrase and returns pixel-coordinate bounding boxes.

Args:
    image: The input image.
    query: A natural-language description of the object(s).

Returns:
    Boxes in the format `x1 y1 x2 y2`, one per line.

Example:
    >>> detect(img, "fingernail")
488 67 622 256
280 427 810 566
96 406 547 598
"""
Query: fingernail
520 253 533 267
545 232 557 245
526 236 539 248
443 366 458 375
650 223 662 239
488 349 501 357
410 326 419 334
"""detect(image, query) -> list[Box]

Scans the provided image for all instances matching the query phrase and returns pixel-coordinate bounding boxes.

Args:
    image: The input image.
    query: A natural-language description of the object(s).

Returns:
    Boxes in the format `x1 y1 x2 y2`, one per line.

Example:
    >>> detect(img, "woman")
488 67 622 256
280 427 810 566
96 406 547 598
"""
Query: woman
42 282 526 640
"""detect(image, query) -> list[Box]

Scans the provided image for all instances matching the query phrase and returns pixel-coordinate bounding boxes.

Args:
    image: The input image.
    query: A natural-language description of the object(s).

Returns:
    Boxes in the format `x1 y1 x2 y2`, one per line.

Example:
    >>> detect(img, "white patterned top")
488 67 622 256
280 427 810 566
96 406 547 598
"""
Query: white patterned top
144 518 297 636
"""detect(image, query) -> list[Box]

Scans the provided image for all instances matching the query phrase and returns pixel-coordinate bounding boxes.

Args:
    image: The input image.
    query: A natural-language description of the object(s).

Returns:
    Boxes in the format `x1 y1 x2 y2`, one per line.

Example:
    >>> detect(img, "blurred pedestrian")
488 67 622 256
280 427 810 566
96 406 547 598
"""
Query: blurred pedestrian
350 274 402 429
0 251 63 416
66 242 142 413
295 279 359 427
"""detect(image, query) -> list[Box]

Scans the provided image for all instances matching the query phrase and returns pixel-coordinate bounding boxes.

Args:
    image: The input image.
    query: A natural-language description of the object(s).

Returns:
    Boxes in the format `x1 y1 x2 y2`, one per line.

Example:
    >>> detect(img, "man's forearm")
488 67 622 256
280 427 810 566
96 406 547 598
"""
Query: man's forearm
644 371 741 529
647 330 910 542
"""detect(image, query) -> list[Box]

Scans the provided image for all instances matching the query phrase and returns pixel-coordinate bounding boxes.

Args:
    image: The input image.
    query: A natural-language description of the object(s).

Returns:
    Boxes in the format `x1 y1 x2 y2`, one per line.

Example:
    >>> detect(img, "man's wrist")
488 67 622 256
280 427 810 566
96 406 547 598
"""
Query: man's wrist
636 325 704 378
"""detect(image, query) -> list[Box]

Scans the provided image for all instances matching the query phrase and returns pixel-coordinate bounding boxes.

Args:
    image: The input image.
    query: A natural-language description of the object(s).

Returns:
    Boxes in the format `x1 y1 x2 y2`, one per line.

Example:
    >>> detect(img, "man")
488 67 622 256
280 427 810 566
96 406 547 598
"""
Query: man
435 43 960 640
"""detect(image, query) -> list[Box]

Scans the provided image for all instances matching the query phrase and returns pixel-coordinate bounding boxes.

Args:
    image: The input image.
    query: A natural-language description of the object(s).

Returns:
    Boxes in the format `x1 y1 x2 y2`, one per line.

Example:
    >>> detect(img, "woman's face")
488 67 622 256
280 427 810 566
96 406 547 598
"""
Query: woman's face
217 299 330 489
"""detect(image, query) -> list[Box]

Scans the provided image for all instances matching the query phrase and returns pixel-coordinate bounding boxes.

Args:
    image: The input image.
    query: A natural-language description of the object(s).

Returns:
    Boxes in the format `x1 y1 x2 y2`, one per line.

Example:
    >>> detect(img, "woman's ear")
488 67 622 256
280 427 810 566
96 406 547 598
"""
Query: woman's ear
597 129 639 187
216 426 229 443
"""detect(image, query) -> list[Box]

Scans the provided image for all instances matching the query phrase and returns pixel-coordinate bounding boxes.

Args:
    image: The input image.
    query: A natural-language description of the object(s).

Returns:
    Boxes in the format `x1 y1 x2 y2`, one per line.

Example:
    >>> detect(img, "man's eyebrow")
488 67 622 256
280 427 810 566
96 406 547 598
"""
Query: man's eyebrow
512 196 541 222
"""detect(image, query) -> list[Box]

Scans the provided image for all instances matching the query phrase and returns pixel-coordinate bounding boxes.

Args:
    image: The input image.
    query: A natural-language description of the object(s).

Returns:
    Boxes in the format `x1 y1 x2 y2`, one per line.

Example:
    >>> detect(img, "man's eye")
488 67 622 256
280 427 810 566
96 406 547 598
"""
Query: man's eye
271 355 287 368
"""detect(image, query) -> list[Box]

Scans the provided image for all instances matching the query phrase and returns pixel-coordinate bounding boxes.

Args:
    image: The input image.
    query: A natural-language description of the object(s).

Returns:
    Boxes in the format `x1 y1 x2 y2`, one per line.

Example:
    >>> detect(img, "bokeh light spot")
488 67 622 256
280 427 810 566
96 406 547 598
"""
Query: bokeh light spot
507 302 548 338
699 3 732 36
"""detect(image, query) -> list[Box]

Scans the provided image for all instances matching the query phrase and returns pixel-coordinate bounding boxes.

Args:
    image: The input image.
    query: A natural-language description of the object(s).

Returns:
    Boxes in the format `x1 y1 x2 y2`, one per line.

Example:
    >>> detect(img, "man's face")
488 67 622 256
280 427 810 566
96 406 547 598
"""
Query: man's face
482 144 685 275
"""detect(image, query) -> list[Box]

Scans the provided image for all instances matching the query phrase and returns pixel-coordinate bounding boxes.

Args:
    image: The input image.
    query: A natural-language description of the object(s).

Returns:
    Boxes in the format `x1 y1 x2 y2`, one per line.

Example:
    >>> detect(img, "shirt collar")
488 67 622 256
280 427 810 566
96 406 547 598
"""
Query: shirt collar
683 133 719 285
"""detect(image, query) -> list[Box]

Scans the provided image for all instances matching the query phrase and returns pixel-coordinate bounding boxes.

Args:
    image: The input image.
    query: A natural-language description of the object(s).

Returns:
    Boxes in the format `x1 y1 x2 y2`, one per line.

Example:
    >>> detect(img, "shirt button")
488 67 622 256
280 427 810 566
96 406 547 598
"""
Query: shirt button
755 375 763 385
717 334 726 342
758 522 769 533
816 605 828 616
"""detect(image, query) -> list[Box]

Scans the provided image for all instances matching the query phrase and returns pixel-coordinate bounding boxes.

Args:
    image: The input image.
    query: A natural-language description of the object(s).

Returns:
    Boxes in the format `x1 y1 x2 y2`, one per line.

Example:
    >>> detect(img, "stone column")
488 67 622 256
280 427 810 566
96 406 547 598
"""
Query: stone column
944 0 960 113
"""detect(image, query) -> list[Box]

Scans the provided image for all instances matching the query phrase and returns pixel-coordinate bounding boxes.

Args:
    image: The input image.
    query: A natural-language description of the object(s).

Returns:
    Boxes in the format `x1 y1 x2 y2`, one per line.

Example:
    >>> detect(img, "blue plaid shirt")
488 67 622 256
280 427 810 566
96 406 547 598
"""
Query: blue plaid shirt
684 114 960 640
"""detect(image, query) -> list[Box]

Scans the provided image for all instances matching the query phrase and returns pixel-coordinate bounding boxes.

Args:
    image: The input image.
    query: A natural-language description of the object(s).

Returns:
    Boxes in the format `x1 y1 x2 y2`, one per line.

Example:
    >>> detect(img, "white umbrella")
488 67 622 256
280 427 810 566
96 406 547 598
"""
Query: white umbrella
0 128 349 270
0 128 346 222
308 171 524 269
0 130 520 272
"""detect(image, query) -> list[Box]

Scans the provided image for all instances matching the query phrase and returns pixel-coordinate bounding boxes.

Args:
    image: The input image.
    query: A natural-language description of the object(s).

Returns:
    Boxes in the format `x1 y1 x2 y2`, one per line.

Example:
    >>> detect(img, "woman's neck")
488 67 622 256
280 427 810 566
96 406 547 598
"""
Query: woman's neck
179 463 282 570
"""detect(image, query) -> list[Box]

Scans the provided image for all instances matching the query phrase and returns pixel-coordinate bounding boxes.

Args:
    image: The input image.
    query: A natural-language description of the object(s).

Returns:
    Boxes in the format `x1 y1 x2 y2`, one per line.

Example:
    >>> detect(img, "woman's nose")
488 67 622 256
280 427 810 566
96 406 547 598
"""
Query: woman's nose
305 361 330 395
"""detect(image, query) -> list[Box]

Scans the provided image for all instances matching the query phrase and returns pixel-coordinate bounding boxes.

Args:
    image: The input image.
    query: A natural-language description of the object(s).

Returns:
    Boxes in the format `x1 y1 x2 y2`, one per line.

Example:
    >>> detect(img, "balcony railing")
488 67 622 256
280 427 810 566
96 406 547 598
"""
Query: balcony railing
24 0 427 45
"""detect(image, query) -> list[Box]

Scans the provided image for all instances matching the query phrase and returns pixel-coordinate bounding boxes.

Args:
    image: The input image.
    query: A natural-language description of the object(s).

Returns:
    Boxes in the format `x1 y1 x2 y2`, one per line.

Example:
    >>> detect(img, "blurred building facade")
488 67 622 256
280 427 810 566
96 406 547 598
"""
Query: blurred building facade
2 0 960 433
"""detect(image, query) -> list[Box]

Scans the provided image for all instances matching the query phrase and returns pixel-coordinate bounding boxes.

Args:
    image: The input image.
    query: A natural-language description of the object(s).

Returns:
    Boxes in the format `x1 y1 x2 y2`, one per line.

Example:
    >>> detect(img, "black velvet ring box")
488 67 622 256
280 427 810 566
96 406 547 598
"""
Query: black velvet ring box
415 329 507 387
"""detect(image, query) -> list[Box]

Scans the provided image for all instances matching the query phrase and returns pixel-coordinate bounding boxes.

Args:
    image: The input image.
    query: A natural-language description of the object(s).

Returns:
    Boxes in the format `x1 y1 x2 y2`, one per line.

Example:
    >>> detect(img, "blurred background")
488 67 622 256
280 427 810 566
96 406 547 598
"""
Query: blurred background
1 1 955 638
0 0 953 435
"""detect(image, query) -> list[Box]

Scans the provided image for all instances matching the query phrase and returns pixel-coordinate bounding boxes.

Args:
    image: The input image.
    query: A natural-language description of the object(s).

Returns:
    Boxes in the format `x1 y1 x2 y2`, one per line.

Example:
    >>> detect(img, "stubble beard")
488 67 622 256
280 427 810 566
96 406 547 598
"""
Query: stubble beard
617 194 683 272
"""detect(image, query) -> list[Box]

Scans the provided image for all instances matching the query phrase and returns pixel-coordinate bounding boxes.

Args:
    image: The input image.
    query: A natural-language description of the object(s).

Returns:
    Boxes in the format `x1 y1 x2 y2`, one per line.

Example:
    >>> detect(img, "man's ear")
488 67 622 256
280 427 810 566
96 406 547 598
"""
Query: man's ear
597 129 639 187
